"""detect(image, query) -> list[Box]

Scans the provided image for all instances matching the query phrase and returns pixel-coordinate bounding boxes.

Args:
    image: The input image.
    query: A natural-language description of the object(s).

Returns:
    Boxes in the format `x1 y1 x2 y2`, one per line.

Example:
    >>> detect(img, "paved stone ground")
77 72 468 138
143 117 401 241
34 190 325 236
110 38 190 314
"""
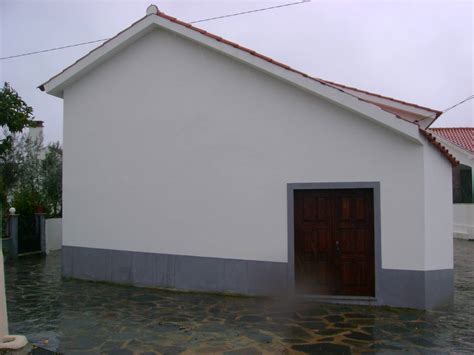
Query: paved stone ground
4 240 474 354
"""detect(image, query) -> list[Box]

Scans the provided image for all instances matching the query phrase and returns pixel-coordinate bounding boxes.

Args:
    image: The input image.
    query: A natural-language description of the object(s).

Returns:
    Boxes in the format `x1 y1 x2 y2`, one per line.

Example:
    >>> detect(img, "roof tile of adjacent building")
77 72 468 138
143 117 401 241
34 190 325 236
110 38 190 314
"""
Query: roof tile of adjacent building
429 128 474 154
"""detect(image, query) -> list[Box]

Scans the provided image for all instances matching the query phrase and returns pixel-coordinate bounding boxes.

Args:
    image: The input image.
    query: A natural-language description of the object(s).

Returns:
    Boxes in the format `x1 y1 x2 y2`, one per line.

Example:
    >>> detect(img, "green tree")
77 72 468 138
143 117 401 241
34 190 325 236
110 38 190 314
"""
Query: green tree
0 129 20 196
10 132 45 215
0 82 33 156
6 132 63 218
41 142 62 217
0 83 34 214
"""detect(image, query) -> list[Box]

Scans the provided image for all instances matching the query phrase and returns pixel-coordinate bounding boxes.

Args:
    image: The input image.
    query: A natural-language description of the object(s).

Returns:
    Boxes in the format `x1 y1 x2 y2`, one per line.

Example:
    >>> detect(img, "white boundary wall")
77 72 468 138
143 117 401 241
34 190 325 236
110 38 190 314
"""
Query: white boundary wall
454 204 474 240
45 218 62 253
431 132 474 241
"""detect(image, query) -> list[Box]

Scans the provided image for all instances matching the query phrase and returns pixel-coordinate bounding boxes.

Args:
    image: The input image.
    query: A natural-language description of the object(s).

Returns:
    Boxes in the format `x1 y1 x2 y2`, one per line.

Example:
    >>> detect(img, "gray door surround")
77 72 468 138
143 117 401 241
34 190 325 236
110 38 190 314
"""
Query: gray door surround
287 182 381 300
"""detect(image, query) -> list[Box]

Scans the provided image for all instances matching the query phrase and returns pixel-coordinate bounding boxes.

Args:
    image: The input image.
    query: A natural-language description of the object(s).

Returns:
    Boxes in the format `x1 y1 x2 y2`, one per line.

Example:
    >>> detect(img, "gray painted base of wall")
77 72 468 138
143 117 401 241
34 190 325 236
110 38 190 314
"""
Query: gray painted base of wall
62 246 288 296
62 246 453 309
378 268 454 309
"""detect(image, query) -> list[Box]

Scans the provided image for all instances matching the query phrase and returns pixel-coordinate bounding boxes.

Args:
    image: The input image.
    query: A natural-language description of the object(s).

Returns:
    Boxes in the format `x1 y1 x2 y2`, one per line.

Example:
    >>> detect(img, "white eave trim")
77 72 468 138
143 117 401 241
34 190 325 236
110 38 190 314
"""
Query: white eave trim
40 14 156 97
40 13 422 143
332 87 440 118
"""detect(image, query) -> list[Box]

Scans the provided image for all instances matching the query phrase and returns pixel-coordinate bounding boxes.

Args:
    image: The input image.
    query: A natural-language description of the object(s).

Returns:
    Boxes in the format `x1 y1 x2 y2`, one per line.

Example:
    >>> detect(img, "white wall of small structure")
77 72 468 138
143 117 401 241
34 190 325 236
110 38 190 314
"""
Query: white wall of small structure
452 148 474 240
432 137 474 240
45 218 62 253
62 28 452 271
423 143 454 269
454 204 474 239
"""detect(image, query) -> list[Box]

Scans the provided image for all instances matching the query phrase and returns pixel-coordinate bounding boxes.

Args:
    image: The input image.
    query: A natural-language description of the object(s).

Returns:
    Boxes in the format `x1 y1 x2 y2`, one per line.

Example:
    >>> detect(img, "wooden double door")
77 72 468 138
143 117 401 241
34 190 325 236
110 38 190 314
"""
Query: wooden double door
294 189 375 296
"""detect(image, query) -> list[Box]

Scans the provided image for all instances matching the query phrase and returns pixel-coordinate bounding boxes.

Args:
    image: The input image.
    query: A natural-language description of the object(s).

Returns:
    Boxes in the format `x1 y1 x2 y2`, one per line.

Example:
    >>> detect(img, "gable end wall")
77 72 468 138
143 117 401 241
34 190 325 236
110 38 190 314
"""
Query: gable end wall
62 28 443 274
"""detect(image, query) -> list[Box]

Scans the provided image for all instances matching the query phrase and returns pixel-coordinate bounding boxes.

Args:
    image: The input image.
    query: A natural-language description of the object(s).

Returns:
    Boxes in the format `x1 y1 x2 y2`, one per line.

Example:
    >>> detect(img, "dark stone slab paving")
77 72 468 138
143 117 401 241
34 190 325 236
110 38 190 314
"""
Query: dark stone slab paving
292 343 352 354
4 240 474 354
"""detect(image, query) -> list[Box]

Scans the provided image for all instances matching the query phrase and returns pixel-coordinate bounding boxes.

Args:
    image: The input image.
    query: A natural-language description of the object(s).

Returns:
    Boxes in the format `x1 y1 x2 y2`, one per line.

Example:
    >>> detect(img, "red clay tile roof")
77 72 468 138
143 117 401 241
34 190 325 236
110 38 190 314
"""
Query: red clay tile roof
429 128 474 154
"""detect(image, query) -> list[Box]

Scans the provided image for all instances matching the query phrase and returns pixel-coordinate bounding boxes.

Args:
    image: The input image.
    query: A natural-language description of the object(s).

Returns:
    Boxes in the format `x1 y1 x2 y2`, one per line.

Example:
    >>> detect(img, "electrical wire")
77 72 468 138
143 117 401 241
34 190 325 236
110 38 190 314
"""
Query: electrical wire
416 95 474 125
0 39 110 61
441 95 474 114
189 0 310 24
2 0 471 122
0 0 310 61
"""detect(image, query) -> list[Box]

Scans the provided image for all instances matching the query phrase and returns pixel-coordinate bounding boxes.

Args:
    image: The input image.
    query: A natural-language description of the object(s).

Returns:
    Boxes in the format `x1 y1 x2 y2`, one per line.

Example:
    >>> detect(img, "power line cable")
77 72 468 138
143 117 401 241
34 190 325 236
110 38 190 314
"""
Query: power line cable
3 0 471 123
322 79 474 124
0 39 110 61
415 94 474 125
441 95 474 114
190 0 310 24
0 0 310 61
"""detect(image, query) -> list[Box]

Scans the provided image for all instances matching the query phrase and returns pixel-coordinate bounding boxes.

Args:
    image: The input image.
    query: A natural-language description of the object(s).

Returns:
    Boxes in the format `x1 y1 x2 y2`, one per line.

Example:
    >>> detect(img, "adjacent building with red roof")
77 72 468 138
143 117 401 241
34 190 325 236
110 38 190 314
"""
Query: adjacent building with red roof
429 128 474 154
430 127 473 240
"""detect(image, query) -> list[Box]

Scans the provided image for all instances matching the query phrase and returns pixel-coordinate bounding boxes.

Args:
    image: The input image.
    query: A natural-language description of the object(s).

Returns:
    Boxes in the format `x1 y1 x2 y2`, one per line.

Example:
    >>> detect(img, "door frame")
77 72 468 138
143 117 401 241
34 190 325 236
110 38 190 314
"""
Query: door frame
287 182 381 300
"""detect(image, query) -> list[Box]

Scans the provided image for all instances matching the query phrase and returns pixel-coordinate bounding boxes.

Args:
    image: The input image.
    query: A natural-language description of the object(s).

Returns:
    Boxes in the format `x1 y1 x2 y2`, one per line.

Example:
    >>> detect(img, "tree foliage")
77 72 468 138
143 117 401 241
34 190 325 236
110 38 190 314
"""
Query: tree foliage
15 132 44 195
2 130 63 218
0 82 34 215
0 83 62 218
0 82 34 157
12 132 45 214
1 130 22 209
41 142 63 217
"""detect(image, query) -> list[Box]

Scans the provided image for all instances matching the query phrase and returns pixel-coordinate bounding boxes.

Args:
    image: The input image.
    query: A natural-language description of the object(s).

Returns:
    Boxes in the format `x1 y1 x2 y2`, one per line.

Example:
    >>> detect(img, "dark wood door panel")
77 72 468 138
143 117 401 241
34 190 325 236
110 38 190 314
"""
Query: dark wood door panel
294 188 375 297
294 190 335 295
340 260 372 296
334 189 375 296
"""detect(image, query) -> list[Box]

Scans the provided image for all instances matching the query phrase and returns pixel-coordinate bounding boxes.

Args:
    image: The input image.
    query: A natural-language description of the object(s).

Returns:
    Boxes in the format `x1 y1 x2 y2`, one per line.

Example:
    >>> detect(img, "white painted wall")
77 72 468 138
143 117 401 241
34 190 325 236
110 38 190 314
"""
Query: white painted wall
28 125 46 160
45 218 62 253
430 135 474 241
28 126 43 144
432 136 474 196
62 28 450 271
423 144 454 270
454 204 474 239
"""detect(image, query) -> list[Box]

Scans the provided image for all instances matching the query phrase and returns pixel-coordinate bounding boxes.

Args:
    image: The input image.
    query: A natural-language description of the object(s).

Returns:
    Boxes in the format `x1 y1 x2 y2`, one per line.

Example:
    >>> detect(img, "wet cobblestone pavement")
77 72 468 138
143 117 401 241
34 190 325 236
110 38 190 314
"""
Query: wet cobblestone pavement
5 240 474 354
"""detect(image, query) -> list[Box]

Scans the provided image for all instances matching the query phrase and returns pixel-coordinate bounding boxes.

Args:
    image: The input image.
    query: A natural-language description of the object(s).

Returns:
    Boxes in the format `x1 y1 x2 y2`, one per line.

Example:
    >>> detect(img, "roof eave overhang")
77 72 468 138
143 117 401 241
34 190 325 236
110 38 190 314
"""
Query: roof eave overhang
39 14 155 98
322 81 443 128
419 129 460 167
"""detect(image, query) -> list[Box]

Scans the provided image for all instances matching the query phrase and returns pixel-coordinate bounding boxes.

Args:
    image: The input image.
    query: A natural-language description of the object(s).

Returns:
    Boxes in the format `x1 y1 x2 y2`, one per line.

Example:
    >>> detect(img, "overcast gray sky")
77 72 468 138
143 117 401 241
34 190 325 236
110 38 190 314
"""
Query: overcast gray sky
1 0 473 143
